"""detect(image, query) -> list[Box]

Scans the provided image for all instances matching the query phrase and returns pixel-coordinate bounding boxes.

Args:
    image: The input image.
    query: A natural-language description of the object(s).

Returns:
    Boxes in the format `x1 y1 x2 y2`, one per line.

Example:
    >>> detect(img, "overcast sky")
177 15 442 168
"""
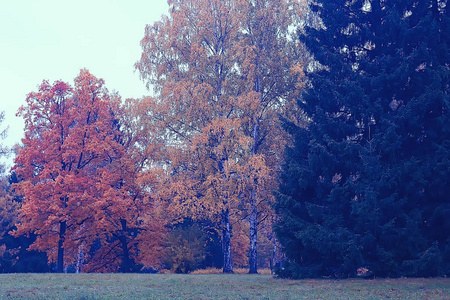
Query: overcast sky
0 0 168 169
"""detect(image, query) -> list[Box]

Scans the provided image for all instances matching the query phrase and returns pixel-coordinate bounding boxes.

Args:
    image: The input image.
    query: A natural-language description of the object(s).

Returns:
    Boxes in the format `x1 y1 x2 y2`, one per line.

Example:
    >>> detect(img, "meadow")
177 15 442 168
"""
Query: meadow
0 273 449 299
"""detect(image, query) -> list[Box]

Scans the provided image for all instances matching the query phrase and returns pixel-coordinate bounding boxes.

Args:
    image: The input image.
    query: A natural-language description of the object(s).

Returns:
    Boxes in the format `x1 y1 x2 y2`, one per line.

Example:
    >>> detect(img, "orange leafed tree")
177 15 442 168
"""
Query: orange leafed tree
136 0 306 273
13 69 165 272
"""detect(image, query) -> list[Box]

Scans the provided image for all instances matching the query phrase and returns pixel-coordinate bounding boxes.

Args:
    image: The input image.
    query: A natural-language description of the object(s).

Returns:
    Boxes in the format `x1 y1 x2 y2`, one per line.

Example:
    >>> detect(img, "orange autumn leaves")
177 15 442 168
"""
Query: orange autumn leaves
136 0 306 272
13 0 307 273
13 69 165 272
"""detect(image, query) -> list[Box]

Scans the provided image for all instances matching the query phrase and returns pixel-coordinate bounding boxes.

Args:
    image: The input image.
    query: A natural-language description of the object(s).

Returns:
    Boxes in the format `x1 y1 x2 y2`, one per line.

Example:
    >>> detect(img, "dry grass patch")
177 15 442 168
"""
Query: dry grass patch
191 267 272 274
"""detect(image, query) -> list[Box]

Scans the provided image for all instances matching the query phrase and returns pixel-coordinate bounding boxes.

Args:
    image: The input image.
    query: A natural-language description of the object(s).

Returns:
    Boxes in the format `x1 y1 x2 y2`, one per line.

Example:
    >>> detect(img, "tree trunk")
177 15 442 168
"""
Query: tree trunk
75 242 85 273
57 220 66 273
218 149 233 274
270 235 277 275
248 120 260 273
120 219 132 273
249 187 258 273
222 207 233 273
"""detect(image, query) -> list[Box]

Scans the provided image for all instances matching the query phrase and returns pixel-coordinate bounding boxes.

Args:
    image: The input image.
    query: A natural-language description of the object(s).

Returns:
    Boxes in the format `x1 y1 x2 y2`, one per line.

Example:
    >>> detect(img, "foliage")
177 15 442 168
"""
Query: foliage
0 111 8 159
13 69 166 273
0 176 18 240
275 0 450 278
163 220 210 273
0 170 49 273
136 0 307 273
0 111 12 240
0 233 50 273
0 113 49 273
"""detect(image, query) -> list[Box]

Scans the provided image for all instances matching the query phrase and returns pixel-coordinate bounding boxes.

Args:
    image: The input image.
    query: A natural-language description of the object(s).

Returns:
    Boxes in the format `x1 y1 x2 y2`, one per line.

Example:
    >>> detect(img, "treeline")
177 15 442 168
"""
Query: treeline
0 0 449 278
0 0 304 274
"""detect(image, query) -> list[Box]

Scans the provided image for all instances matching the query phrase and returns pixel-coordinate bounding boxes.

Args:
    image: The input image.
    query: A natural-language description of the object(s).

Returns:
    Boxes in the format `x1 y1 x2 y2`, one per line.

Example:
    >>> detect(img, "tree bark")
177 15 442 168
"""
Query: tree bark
270 235 278 275
57 220 66 273
249 186 258 273
75 242 85 273
222 207 233 273
120 219 132 273
248 119 260 273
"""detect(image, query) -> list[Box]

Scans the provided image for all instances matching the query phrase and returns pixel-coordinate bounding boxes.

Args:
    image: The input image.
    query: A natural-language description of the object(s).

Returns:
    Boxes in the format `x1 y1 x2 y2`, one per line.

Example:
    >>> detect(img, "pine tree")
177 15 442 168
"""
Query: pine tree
275 0 449 278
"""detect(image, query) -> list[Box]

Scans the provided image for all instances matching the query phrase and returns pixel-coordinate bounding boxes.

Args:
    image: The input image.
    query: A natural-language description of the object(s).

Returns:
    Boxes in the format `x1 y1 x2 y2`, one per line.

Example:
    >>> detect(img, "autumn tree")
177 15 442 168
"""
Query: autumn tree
233 0 306 273
13 69 165 273
95 97 167 273
136 0 244 273
136 0 306 273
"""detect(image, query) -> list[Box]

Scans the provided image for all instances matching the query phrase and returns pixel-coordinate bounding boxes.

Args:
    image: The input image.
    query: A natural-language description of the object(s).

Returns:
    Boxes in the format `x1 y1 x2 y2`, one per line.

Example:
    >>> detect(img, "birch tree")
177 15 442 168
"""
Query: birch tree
136 0 306 273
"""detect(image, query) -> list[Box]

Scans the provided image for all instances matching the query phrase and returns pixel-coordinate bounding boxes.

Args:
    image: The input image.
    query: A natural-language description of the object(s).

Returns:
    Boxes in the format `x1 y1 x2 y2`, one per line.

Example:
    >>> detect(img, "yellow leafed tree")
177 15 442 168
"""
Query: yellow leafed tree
136 0 306 273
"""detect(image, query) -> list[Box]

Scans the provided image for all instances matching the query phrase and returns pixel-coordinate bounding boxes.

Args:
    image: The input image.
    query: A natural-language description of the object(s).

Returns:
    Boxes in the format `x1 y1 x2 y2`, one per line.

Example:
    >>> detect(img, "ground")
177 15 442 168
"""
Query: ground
0 273 449 299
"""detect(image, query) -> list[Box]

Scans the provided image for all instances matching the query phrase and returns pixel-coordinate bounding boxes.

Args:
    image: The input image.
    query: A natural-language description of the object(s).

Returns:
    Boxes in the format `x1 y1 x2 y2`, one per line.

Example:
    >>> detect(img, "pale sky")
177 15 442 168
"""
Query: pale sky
0 0 168 169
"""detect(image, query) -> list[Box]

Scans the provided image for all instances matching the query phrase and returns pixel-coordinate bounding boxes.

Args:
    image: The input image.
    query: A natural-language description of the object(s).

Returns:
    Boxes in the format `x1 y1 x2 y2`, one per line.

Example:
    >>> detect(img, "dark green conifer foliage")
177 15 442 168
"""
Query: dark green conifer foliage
275 0 449 278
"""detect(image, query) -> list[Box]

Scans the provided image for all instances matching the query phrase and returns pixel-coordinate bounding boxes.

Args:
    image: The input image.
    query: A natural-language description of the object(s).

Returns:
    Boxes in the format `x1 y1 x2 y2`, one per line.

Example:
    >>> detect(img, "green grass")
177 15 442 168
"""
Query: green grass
0 273 449 299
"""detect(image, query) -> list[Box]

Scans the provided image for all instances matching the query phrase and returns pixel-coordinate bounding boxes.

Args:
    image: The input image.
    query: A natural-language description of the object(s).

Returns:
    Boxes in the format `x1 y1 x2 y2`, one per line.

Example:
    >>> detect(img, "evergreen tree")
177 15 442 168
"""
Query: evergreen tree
275 0 449 278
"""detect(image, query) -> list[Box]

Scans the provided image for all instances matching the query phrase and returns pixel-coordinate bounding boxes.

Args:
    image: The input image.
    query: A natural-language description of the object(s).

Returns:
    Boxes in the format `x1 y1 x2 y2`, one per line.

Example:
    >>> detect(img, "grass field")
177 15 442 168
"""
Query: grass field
0 273 449 299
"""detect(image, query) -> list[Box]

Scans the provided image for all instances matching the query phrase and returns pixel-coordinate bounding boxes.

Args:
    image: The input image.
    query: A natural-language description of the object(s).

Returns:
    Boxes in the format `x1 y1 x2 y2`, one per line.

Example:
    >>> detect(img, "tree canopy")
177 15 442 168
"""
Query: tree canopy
1 0 448 277
274 0 450 278
136 0 306 273
13 70 165 273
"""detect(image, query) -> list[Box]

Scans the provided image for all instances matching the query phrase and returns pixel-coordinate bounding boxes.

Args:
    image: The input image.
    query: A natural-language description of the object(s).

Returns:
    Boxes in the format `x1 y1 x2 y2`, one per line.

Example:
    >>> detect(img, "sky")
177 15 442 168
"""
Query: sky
0 0 168 169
